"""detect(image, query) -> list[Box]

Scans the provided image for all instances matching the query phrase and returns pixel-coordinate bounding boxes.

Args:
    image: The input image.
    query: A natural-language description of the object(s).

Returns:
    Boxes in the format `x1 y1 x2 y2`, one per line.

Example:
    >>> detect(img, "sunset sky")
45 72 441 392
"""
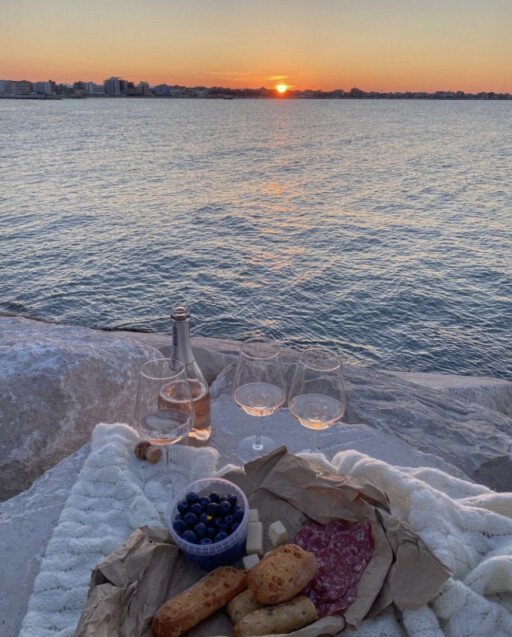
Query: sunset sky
2 0 511 92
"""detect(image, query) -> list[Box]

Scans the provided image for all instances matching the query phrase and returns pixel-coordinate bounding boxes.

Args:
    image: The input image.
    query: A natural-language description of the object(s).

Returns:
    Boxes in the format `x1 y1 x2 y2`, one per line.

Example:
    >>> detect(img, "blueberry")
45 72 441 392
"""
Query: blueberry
218 523 228 533
233 509 244 522
199 537 213 545
230 522 240 533
173 519 187 535
194 522 207 538
199 512 209 524
175 512 185 521
177 500 189 514
185 492 199 504
184 512 198 527
207 526 216 539
218 495 228 502
182 529 198 544
190 503 203 515
219 501 232 515
224 514 234 525
208 492 220 502
206 502 219 516
227 495 238 506
198 497 210 508
212 516 222 528
215 531 228 542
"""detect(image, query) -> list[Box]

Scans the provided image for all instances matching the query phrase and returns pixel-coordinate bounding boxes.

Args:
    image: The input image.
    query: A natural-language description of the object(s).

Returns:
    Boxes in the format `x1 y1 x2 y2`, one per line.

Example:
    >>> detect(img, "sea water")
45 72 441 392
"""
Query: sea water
1 99 510 378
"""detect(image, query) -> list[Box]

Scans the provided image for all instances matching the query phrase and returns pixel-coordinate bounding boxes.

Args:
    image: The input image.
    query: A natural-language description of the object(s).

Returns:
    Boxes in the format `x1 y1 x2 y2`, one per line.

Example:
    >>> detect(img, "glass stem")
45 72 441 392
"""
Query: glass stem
254 418 262 450
311 429 319 453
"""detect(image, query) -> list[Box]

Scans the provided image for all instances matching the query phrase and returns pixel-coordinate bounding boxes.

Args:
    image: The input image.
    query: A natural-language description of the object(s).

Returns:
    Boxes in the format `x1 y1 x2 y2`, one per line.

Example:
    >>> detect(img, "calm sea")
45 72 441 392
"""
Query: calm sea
1 99 511 379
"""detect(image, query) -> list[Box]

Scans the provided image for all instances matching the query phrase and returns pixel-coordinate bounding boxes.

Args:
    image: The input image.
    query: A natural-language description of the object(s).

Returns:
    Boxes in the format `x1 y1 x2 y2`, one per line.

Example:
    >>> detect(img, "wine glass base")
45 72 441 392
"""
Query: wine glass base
236 435 278 463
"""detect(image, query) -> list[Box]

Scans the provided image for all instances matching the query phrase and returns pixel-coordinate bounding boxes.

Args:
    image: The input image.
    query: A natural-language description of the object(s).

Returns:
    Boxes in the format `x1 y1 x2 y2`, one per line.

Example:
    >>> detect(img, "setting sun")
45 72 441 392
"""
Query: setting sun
276 84 288 94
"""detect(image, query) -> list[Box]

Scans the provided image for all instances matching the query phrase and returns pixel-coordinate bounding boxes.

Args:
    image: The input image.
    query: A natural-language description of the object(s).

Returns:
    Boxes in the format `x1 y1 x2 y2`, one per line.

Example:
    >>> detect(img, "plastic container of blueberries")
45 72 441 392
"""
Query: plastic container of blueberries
167 477 249 571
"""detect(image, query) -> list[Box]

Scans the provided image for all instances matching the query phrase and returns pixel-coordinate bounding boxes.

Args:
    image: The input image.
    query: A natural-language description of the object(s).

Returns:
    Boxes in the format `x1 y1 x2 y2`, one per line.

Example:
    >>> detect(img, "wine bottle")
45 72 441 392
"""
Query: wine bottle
170 304 211 445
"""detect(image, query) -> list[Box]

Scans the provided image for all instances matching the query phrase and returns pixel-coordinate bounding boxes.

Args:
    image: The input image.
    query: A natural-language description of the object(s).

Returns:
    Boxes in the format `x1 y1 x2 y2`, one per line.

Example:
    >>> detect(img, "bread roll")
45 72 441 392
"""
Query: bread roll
233 596 318 637
152 566 247 637
247 544 319 605
227 589 265 624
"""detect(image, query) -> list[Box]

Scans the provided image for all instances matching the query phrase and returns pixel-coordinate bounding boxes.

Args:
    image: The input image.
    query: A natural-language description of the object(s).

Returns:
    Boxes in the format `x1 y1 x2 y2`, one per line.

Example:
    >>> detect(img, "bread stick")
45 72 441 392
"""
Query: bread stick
152 566 247 637
233 596 318 637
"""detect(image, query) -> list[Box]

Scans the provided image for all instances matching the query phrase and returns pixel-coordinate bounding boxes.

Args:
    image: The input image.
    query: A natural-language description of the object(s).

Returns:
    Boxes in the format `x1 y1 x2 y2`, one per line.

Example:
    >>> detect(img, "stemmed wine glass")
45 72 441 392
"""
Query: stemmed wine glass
288 348 346 453
232 337 287 462
134 357 195 472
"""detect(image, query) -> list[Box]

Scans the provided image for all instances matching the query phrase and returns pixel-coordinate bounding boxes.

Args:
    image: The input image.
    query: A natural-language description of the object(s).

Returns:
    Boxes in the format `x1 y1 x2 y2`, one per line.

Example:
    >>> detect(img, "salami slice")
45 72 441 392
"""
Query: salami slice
293 518 374 618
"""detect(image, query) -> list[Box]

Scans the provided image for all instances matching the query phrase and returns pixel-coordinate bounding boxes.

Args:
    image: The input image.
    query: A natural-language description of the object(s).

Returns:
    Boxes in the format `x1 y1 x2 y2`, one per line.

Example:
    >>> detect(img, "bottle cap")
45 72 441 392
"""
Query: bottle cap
171 304 190 321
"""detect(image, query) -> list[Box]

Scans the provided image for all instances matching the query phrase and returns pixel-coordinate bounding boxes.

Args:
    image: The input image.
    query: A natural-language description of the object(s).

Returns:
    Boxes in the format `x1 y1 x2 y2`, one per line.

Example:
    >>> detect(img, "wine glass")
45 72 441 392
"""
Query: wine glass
134 357 195 471
288 348 346 453
232 337 287 462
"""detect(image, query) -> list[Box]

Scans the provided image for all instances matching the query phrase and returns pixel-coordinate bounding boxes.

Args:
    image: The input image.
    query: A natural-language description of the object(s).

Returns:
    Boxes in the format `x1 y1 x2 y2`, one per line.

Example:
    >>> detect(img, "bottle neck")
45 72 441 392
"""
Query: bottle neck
171 317 195 365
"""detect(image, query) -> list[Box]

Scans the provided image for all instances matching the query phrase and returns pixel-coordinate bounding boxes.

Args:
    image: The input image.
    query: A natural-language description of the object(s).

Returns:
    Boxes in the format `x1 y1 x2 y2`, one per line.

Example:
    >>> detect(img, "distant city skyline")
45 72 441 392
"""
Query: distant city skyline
2 0 511 93
0 75 510 99
1 76 509 101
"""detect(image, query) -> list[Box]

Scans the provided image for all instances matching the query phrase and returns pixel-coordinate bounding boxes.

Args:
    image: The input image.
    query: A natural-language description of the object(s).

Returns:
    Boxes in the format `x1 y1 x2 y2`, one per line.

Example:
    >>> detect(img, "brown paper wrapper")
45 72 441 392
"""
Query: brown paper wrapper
75 447 451 636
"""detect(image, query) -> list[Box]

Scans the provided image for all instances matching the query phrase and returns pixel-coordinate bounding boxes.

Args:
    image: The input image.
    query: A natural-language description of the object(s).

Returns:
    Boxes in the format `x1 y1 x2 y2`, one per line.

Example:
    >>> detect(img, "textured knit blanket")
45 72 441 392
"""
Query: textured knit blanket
19 423 512 637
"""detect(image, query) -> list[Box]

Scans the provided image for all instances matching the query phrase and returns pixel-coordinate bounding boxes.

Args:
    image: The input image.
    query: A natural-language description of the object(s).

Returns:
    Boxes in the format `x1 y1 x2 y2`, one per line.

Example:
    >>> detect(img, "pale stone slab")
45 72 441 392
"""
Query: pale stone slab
0 317 160 500
383 370 512 418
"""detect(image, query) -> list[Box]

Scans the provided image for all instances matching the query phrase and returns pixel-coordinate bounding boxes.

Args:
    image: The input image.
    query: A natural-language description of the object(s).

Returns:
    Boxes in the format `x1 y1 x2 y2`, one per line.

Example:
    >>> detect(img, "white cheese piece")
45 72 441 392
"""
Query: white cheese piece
249 508 260 523
242 553 260 569
268 520 288 547
246 521 263 556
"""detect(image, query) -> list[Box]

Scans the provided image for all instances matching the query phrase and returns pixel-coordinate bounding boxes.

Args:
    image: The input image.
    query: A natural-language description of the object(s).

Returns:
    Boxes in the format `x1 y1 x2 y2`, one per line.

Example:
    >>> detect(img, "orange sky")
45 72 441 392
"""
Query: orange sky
1 0 511 92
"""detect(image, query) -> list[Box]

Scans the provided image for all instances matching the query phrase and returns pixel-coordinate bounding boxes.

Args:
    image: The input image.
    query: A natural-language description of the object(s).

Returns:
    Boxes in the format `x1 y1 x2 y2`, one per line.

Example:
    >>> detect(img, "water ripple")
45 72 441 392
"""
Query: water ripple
0 99 511 379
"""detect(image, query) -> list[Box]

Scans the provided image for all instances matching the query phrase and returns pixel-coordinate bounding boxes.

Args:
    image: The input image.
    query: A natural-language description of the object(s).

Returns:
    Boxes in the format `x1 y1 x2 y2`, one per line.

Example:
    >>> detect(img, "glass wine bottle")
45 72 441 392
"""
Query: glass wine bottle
170 304 211 445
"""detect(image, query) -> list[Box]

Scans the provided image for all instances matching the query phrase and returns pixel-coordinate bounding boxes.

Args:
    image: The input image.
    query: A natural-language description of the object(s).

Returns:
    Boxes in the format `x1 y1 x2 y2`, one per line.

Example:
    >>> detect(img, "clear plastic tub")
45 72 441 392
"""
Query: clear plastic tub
167 477 249 571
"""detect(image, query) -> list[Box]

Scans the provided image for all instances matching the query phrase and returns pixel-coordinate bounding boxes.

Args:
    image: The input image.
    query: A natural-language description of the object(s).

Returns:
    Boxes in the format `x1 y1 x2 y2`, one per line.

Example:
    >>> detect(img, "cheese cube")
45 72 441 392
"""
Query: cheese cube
242 553 260 570
268 520 288 547
249 509 260 523
246 521 263 556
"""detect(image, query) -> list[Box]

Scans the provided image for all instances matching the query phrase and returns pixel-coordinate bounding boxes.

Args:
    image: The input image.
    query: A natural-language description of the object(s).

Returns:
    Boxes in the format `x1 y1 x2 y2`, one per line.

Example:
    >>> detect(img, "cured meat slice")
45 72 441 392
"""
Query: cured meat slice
293 519 374 618
306 532 330 552
313 548 352 601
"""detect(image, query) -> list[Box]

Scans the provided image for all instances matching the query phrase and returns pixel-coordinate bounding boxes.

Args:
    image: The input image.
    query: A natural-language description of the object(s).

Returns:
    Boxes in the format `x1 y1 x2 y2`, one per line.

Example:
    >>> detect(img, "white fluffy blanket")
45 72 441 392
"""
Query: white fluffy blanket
19 424 512 637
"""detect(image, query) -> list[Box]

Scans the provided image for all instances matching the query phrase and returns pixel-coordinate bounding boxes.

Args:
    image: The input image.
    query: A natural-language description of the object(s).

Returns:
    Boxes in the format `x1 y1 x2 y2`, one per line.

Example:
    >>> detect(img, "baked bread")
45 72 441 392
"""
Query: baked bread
247 544 319 604
152 566 247 637
233 597 318 637
233 596 318 637
227 589 265 624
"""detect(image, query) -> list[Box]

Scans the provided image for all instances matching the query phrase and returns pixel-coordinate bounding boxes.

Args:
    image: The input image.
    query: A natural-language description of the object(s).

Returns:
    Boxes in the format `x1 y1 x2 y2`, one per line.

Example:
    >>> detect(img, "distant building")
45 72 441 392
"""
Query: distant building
0 80 13 95
154 84 170 96
85 82 105 96
119 79 129 95
104 77 121 96
137 81 153 96
11 80 33 95
33 81 54 95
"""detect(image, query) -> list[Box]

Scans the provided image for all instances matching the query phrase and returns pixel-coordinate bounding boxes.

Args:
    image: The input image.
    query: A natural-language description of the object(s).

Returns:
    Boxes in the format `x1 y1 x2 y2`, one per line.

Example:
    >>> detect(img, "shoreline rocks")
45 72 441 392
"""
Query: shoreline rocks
1 315 511 500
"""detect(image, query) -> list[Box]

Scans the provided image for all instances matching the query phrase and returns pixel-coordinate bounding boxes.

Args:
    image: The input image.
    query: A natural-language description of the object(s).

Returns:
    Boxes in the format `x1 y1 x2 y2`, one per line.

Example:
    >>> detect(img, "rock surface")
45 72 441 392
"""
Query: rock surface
211 362 512 491
2 315 512 500
384 370 512 418
0 317 161 500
